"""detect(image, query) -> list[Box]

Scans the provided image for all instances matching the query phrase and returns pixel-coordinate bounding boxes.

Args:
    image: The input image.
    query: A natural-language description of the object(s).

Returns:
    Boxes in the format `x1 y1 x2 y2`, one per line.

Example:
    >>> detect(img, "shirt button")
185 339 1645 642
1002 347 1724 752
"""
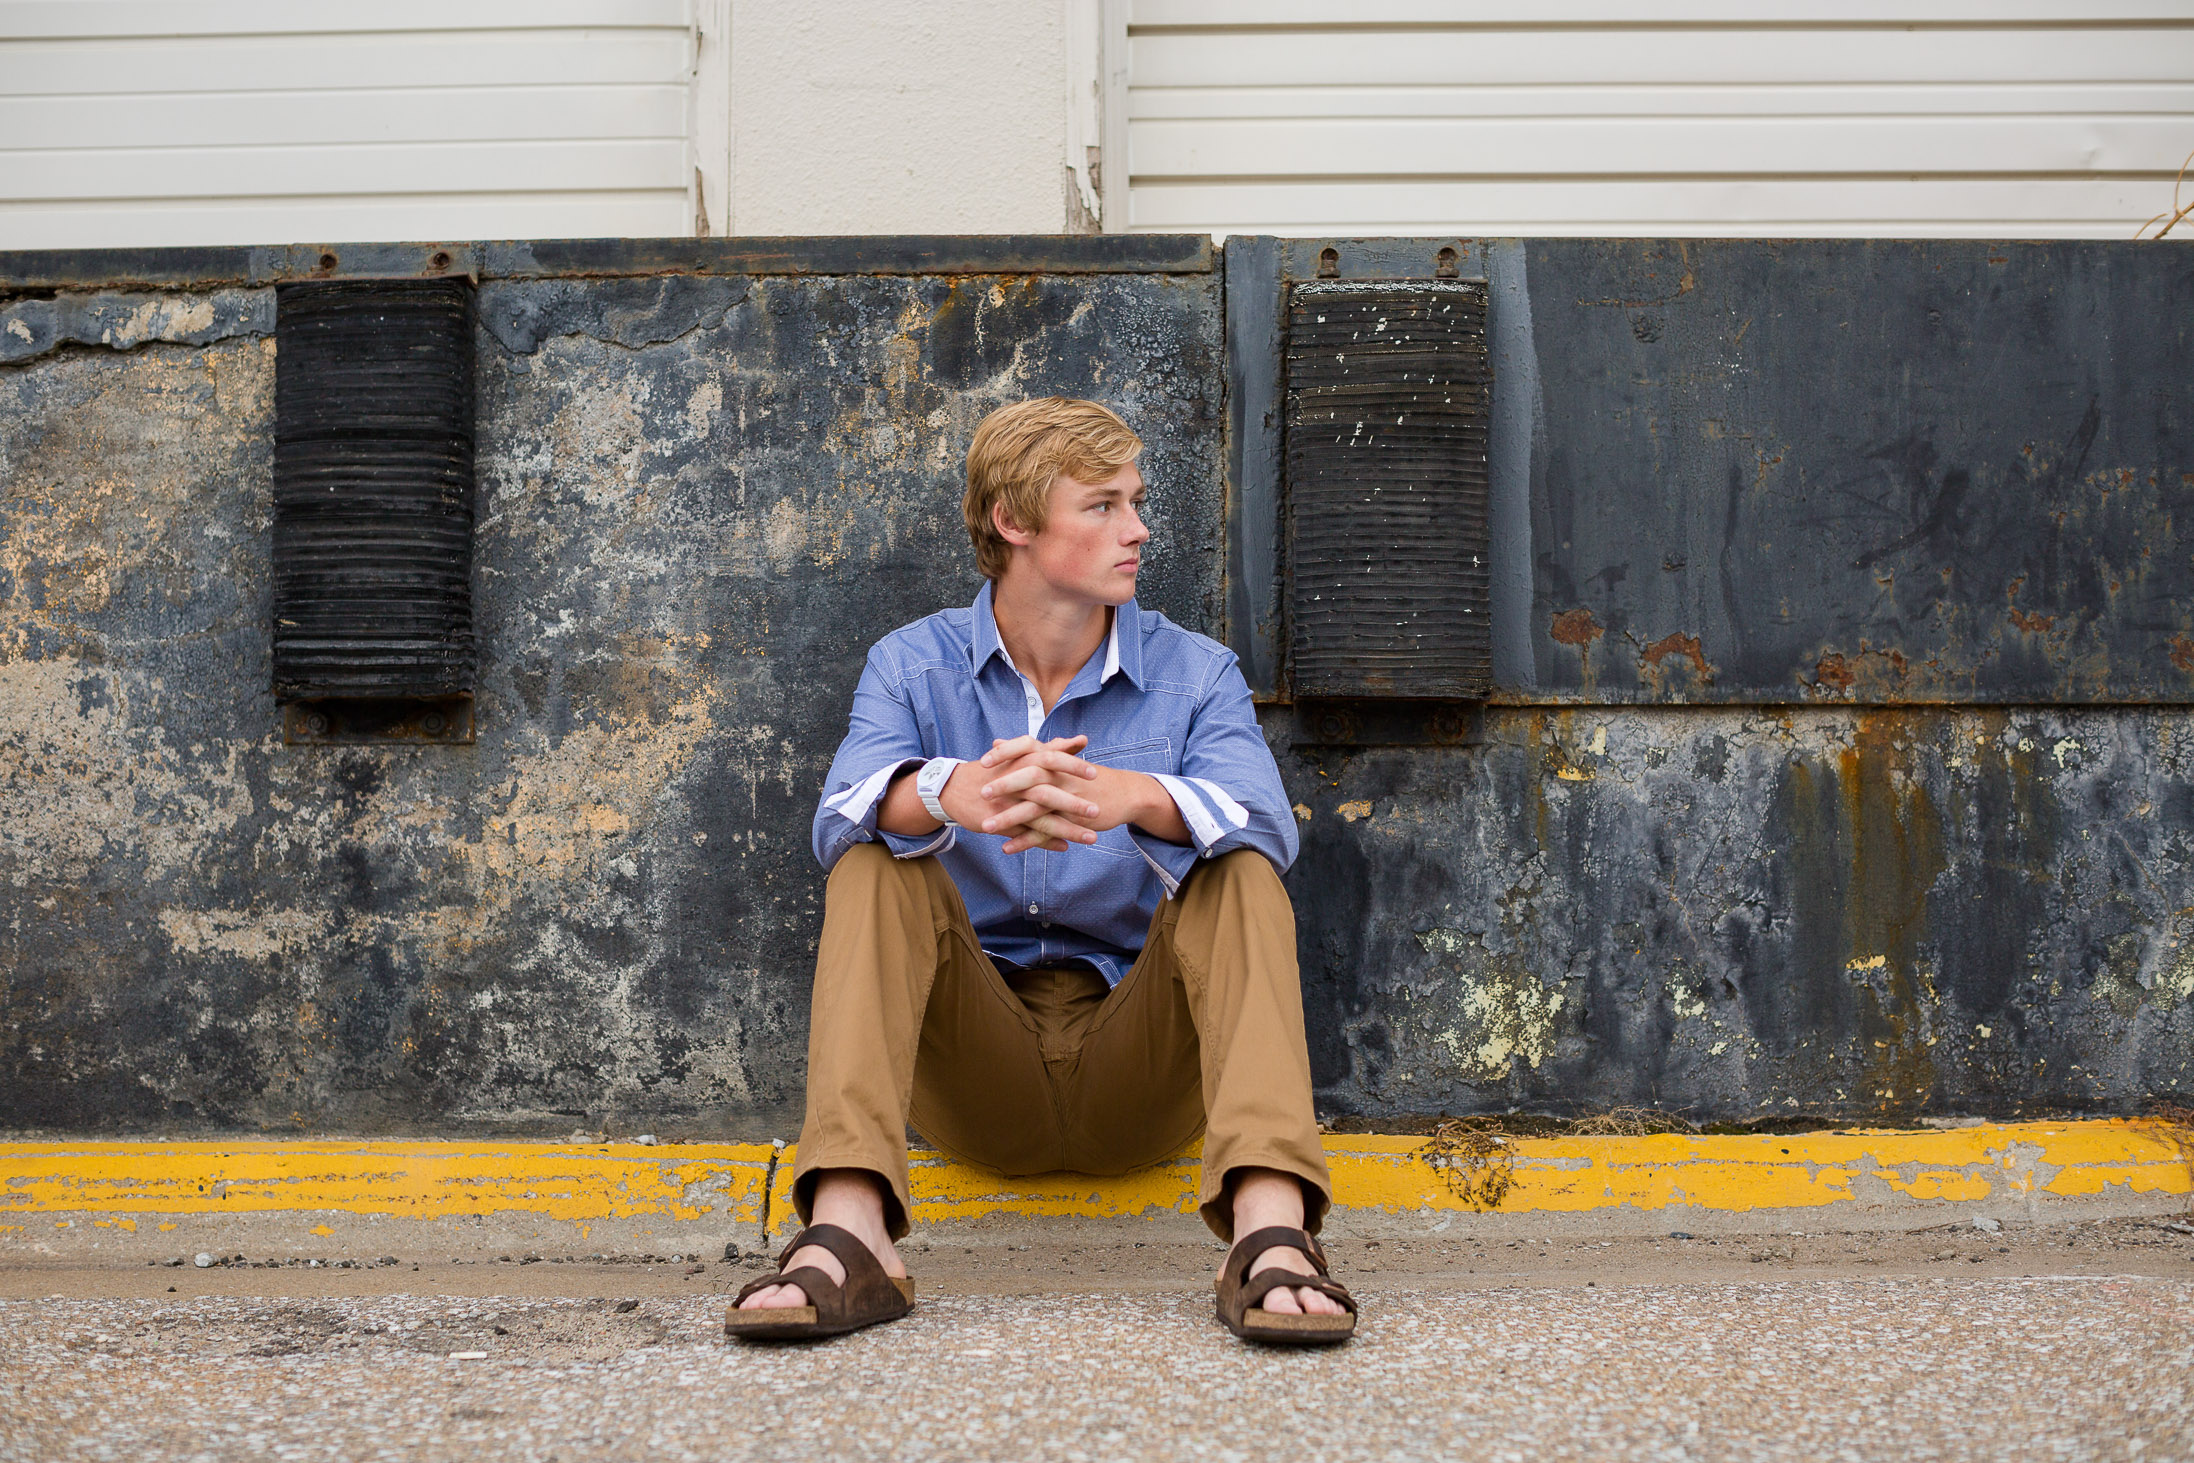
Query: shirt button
1028 903 1039 915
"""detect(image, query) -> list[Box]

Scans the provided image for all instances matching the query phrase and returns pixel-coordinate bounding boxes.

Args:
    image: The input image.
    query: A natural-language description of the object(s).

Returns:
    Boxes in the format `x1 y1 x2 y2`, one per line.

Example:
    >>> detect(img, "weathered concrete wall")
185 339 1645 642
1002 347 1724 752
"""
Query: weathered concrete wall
1 260 1222 1135
1 237 2188 1136
1289 707 2194 1122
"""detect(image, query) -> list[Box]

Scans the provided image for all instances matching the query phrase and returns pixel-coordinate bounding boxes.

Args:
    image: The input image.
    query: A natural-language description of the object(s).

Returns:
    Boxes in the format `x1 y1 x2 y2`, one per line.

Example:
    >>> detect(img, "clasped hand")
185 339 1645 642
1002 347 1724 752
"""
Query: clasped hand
940 734 1139 856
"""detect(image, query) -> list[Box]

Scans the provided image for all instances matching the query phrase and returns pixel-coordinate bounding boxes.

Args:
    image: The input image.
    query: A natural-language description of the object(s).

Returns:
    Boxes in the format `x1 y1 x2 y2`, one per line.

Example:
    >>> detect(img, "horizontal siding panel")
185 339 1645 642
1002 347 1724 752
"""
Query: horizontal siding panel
1129 177 2169 232
1133 117 2190 179
0 192 693 250
1129 30 2194 87
1 139 689 203
1129 83 2194 121
1127 3 2194 237
0 30 691 97
0 0 690 39
0 86 689 151
1132 1 2194 25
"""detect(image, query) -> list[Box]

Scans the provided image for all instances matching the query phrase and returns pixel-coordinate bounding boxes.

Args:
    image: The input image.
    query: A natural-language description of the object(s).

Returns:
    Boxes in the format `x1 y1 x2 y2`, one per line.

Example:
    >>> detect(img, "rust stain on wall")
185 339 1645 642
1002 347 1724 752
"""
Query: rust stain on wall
1549 608 1603 647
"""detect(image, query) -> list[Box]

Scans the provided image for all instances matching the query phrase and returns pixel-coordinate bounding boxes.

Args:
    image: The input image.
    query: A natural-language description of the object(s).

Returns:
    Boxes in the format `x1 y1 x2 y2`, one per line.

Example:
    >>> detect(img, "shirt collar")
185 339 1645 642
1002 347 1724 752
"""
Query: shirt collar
970 581 1144 690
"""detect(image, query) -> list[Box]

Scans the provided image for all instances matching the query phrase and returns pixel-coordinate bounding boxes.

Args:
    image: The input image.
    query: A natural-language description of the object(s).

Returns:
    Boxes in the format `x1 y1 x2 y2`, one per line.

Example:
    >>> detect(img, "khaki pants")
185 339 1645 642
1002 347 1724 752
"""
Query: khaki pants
790 842 1331 1241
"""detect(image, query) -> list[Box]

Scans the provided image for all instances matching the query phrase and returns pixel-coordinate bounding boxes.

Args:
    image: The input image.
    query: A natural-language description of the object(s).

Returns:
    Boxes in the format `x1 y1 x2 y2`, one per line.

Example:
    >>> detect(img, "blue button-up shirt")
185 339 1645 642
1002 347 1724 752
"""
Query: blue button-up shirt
812 581 1298 986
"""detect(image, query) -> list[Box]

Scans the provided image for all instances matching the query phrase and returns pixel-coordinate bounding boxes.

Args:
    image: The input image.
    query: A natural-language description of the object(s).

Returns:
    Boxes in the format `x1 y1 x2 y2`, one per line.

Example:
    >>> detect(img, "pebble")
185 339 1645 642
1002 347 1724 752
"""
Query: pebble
192 1253 213 1269
1972 1217 2002 1233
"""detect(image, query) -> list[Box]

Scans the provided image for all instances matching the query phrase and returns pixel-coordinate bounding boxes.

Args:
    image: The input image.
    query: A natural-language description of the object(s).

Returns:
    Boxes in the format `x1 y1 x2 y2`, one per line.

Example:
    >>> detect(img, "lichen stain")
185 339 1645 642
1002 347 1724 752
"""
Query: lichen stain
2171 634 2194 674
2095 909 2194 1017
1413 928 1568 1083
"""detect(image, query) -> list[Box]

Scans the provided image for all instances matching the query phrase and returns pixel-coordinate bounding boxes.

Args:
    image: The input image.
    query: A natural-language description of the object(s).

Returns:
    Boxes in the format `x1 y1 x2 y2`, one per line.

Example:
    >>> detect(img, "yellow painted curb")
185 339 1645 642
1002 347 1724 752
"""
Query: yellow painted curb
0 1140 774 1225
1 1121 2184 1228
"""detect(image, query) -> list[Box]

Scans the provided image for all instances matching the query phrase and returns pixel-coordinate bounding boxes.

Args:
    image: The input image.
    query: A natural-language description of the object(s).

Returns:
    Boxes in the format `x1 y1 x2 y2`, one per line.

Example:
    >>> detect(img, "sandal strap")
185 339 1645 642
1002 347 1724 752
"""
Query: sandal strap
733 1258 845 1309
1221 1226 1330 1292
773 1222 869 1274
1235 1268 1357 1316
749 1224 903 1326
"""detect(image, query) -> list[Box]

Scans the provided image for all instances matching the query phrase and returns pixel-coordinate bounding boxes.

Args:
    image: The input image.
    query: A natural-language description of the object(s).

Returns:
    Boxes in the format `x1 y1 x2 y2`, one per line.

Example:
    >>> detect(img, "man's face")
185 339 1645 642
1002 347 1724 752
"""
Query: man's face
1001 461 1149 606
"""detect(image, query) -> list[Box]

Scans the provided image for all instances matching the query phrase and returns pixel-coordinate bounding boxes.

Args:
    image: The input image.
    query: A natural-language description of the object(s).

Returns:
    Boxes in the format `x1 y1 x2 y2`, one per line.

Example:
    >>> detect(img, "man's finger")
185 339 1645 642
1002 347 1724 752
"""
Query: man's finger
981 735 1041 767
980 733 1087 768
984 802 1097 842
980 761 1099 799
1019 782 1101 818
1025 810 1098 843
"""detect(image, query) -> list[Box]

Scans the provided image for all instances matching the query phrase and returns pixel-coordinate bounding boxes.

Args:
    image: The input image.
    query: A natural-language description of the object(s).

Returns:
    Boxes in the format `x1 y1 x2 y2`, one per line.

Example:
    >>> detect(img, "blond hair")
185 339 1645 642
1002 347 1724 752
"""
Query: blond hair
962 397 1142 580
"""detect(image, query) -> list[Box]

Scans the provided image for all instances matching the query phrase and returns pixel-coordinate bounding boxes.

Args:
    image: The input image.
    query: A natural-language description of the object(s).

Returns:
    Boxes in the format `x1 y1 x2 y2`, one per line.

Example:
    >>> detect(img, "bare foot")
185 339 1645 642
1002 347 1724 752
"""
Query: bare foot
737 1169 907 1310
1228 1167 1348 1316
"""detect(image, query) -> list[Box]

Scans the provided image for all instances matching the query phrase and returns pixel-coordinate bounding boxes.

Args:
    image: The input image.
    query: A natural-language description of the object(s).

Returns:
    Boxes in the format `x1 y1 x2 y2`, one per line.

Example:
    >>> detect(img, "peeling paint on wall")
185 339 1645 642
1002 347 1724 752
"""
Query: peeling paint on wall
0 272 1222 1135
0 290 272 365
1 248 2187 1137
1287 705 2194 1121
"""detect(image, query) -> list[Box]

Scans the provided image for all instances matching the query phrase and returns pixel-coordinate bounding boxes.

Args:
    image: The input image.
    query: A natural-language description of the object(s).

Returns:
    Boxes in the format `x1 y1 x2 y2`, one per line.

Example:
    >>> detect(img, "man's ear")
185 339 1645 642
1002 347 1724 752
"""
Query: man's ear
992 500 1035 548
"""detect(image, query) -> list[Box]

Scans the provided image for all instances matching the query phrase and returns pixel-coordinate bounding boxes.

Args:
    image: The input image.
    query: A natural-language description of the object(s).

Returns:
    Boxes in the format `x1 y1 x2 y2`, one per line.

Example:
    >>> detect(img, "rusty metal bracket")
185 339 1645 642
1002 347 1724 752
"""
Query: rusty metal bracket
0 235 1215 292
283 697 474 747
1292 699 1484 747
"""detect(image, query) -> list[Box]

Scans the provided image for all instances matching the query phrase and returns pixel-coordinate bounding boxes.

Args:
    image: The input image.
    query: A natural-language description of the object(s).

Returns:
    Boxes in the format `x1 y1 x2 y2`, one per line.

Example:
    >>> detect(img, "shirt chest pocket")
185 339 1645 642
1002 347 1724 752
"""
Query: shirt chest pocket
1081 737 1174 861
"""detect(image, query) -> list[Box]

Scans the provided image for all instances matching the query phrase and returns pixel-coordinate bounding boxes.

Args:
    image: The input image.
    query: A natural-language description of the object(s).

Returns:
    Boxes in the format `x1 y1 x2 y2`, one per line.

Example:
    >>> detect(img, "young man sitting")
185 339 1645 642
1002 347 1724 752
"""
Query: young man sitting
725 397 1357 1345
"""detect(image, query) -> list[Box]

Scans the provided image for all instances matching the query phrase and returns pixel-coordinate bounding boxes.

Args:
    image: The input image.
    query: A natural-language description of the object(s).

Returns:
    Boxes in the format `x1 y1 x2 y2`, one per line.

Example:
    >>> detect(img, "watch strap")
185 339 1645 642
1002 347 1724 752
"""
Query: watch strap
915 757 963 826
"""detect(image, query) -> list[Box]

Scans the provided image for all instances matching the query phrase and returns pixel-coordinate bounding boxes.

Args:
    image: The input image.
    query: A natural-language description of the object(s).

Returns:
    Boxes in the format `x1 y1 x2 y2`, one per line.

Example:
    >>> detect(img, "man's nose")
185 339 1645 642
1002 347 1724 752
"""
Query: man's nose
1121 506 1150 544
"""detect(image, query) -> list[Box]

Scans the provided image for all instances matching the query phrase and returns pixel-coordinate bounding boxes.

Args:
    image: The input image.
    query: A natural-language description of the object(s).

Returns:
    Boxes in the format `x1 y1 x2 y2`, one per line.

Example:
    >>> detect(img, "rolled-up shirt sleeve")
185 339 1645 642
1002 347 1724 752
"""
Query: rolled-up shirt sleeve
812 652 953 869
1129 652 1299 894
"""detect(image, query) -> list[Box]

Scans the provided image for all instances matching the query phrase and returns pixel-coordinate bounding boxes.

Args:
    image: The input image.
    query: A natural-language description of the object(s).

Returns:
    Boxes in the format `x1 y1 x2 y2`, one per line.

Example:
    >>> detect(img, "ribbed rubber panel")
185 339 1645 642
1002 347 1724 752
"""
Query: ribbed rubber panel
1284 280 1490 699
272 279 475 699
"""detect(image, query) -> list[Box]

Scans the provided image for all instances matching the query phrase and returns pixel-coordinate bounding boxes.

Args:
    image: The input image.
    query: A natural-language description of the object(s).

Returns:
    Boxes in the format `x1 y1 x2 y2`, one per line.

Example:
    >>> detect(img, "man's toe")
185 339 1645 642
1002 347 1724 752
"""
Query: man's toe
740 1283 810 1311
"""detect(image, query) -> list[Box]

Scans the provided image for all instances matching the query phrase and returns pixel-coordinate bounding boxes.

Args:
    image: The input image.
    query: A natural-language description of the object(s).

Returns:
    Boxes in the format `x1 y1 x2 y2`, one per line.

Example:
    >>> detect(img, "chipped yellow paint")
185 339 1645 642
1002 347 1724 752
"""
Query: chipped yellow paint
0 1141 773 1223
1 1123 2182 1227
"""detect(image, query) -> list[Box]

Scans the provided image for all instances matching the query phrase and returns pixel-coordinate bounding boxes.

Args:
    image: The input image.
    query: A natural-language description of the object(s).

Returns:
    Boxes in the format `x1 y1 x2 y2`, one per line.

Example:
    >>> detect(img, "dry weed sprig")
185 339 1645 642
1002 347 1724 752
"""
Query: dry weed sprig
2134 147 2194 240
1568 1105 1658 1137
1415 1117 1514 1210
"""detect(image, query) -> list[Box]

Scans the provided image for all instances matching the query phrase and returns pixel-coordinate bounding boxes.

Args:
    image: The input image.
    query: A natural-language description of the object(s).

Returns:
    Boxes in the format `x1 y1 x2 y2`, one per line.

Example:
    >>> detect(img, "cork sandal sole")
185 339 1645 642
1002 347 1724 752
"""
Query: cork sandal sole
1215 1225 1359 1346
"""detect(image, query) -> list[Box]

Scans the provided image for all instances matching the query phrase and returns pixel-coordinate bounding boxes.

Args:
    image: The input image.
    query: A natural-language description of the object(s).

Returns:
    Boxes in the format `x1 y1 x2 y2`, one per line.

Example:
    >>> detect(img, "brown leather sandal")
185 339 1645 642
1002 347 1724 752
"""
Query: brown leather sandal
722 1223 916 1342
1215 1226 1359 1345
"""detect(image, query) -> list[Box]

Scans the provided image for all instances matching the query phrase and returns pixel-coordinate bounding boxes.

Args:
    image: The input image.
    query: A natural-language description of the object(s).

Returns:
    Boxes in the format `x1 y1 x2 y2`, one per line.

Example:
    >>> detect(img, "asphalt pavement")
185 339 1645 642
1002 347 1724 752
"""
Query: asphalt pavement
4 1233 2189 1463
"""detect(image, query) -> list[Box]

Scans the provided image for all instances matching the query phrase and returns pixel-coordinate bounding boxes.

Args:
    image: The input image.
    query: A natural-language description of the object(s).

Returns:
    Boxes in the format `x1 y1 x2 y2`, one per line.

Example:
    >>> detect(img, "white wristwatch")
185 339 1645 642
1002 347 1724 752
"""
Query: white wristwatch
914 757 963 826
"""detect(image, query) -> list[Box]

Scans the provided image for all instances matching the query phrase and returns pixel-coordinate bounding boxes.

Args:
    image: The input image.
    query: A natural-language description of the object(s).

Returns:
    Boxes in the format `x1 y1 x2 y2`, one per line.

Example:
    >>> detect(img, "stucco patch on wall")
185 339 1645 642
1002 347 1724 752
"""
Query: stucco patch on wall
0 289 273 365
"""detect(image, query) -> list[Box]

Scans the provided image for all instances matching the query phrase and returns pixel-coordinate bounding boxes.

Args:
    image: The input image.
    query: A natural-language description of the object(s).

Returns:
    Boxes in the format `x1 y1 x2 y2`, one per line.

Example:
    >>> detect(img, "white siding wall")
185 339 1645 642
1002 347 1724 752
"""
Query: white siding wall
0 0 697 249
1125 0 2194 237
